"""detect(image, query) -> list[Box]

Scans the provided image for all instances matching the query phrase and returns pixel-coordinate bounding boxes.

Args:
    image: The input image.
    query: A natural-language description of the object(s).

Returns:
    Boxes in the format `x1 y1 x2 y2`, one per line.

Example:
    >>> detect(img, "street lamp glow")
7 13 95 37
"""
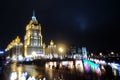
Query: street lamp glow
111 52 114 55
59 47 63 53
91 53 93 56
99 53 102 56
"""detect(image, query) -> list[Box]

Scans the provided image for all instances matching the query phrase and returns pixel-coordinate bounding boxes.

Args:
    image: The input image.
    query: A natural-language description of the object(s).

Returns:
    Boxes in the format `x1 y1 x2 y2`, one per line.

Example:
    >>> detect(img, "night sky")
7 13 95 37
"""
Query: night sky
0 0 119 53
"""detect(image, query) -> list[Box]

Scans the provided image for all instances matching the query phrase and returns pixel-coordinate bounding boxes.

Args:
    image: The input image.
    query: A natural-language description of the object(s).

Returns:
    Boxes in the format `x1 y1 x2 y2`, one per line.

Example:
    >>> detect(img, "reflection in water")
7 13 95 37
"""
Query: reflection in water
10 72 28 80
83 59 101 76
9 63 45 80
25 65 39 77
7 59 120 80
75 60 84 73
10 62 26 80
45 60 102 80
10 72 17 80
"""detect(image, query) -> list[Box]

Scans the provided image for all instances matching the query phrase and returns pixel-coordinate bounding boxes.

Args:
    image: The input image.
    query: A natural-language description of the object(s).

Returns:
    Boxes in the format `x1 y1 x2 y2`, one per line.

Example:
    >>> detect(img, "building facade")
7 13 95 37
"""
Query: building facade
82 47 88 59
5 36 23 61
24 12 43 58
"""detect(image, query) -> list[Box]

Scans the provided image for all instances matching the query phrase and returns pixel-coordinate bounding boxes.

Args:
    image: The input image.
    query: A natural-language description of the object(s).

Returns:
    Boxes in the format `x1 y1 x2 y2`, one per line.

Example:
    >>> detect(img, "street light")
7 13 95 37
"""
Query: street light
59 47 63 53
99 52 102 56
58 47 64 59
111 52 114 55
91 53 93 56
111 52 115 57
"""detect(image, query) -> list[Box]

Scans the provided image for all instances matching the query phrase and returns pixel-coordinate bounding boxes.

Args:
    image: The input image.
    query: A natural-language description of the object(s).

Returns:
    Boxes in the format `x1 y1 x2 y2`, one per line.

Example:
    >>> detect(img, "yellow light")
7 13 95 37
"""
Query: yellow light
15 36 20 43
57 43 67 56
99 53 102 56
113 69 117 76
50 40 54 46
59 47 63 53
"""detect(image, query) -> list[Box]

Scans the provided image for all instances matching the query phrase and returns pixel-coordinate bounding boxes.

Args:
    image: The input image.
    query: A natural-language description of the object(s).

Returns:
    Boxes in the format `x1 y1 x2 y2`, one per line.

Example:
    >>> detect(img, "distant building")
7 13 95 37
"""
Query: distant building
0 50 4 59
82 47 88 59
42 40 58 59
24 12 43 58
47 40 57 58
0 50 4 55
4 12 71 60
5 36 23 61
78 48 81 54
70 47 77 54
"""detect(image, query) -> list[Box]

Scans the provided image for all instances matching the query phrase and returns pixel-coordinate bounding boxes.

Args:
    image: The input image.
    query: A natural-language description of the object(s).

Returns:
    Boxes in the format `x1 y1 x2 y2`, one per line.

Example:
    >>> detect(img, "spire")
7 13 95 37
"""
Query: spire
32 10 36 20
33 10 35 16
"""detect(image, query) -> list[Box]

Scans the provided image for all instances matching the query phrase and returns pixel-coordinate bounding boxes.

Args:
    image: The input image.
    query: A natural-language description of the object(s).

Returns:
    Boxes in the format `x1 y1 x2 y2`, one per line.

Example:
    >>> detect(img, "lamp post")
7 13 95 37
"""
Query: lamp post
58 47 63 59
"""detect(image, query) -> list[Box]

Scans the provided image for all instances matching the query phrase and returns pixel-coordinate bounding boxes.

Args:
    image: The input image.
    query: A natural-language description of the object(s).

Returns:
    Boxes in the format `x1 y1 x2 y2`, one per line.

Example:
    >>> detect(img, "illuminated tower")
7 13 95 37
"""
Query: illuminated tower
24 11 43 58
82 47 87 59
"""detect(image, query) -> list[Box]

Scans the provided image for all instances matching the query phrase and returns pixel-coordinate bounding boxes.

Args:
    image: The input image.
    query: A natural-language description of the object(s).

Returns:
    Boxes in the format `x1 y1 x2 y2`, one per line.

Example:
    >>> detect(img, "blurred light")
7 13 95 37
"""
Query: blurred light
75 60 84 73
0 50 4 54
91 53 93 56
18 55 24 61
43 77 46 80
111 52 114 55
32 51 37 56
113 69 117 76
83 60 101 75
59 47 63 53
10 72 17 80
99 60 106 65
68 61 74 69
99 53 102 56
101 65 106 72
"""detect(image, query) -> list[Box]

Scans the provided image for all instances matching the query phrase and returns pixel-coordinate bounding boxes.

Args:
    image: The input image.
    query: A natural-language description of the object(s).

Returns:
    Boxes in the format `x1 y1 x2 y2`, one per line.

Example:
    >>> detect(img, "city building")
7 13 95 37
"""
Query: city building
82 47 88 59
46 40 57 59
0 50 5 59
24 12 43 59
4 12 75 60
5 36 23 61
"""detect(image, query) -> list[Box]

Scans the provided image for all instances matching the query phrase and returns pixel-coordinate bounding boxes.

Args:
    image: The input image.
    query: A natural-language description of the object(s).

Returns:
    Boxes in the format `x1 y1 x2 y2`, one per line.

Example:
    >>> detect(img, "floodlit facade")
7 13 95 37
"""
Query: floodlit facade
5 36 23 61
46 40 57 58
4 12 74 60
24 12 43 58
42 40 58 59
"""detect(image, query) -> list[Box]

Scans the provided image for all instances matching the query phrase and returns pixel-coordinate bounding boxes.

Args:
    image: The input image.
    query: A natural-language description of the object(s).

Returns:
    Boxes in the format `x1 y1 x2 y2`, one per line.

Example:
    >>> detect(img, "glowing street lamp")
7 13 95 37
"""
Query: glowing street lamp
91 53 93 56
111 52 115 57
58 47 64 59
111 52 114 55
99 52 102 56
59 47 63 53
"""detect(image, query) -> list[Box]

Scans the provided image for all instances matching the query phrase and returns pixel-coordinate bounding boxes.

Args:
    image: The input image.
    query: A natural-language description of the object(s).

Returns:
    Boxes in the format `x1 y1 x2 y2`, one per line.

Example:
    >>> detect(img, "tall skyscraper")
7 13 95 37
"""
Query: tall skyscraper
24 11 43 58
